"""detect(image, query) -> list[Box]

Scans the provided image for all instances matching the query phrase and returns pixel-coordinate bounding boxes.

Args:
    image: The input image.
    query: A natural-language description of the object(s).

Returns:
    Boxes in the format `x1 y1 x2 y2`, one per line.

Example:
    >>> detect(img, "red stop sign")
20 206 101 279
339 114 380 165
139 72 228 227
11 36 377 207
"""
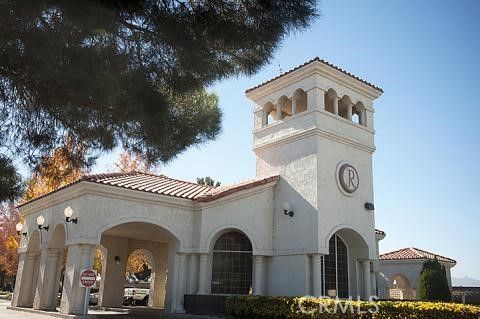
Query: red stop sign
79 269 96 288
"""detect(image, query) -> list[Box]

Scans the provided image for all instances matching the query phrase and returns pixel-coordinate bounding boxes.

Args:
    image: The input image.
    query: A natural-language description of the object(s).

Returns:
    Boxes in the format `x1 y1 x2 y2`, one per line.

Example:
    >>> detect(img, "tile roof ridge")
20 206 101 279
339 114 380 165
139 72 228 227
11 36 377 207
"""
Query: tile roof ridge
245 57 383 93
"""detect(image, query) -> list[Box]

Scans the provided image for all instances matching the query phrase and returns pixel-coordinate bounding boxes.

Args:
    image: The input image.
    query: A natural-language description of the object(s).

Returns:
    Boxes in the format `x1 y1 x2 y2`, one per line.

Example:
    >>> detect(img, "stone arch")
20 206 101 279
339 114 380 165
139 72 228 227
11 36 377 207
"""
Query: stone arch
204 225 258 254
293 88 307 114
389 273 416 300
324 224 369 259
210 230 253 295
95 217 184 249
339 95 353 120
323 225 372 298
353 101 366 126
324 88 338 114
98 221 175 311
126 248 155 306
277 95 291 119
263 101 276 126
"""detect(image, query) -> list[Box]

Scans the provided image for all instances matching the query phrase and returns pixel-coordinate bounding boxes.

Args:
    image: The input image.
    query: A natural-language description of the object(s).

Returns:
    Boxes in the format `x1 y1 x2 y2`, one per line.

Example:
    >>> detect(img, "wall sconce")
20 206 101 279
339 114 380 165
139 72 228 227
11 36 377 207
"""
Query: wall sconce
15 222 27 237
64 206 78 224
364 202 375 211
114 256 121 265
283 202 294 217
36 215 49 231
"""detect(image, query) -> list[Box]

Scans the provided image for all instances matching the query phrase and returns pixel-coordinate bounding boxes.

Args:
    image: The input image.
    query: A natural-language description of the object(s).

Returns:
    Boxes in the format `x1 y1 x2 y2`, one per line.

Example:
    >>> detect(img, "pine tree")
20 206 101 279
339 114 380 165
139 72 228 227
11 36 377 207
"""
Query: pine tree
197 176 221 187
0 0 318 195
418 258 452 301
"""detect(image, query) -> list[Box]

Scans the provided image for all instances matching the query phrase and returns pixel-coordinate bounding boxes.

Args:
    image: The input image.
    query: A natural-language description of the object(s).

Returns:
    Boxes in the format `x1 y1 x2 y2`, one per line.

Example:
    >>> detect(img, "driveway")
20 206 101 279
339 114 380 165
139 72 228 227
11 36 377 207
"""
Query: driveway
0 300 223 319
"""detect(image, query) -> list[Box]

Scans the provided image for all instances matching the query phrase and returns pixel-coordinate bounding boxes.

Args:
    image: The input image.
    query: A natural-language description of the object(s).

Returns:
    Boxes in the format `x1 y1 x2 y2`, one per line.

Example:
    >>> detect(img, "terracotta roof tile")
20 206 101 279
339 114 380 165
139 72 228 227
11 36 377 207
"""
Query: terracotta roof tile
245 57 383 93
18 172 279 207
380 247 456 264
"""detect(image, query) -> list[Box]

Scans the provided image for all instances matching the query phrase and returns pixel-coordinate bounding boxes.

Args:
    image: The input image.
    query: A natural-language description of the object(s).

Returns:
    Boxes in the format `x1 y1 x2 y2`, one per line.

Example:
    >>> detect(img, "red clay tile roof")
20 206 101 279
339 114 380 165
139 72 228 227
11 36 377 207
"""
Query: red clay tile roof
375 229 386 236
245 57 383 93
380 247 456 264
18 172 279 207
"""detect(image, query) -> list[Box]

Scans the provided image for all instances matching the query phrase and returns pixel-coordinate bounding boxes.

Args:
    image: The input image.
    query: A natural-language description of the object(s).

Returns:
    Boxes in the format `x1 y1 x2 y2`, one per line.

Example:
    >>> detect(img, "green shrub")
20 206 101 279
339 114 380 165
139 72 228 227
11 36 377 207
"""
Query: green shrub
226 295 480 319
418 258 452 301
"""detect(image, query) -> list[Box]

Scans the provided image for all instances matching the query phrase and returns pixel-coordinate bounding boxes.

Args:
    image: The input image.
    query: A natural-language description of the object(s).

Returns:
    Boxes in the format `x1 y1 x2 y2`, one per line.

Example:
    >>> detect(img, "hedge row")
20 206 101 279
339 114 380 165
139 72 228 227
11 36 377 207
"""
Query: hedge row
226 295 480 319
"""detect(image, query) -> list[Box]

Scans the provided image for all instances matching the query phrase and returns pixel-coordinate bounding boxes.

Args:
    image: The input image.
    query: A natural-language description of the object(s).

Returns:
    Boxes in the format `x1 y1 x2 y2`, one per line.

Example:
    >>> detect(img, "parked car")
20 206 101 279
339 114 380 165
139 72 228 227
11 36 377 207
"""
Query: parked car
89 288 99 305
123 286 149 306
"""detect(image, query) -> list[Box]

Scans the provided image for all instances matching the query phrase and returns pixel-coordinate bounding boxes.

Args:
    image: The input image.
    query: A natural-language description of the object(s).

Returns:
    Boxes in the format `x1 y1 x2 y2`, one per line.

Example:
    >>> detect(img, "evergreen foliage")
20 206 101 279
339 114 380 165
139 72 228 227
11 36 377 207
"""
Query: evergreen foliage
0 0 318 197
197 176 221 187
418 258 452 301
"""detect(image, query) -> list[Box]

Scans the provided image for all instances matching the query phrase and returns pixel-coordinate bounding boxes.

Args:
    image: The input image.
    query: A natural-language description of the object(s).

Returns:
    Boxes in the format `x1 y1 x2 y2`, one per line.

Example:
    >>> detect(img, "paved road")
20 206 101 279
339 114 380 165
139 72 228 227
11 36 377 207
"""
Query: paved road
0 299 220 319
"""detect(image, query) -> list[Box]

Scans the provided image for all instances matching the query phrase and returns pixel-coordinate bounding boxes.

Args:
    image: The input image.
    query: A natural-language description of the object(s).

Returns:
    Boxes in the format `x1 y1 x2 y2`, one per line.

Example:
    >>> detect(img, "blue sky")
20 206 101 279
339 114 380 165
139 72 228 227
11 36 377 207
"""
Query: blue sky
92 1 480 279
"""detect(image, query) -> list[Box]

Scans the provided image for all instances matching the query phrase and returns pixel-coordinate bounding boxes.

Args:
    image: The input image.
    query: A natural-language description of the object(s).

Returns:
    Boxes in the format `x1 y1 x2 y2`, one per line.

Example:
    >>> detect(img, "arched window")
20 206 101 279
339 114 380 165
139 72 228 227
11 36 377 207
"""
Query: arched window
324 89 337 114
293 89 307 114
263 102 276 126
211 231 253 294
339 95 352 120
323 234 349 298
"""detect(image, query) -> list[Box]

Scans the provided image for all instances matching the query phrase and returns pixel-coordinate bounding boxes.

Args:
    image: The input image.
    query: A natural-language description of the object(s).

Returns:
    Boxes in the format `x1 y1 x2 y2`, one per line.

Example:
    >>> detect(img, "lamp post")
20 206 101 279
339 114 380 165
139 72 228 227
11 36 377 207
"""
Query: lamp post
64 206 78 224
16 222 27 236
36 214 49 231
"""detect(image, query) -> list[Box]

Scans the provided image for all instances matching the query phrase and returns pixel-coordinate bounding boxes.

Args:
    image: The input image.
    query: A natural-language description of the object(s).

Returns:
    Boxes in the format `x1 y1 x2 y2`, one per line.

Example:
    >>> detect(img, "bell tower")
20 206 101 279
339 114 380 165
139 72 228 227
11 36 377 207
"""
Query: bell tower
245 57 383 260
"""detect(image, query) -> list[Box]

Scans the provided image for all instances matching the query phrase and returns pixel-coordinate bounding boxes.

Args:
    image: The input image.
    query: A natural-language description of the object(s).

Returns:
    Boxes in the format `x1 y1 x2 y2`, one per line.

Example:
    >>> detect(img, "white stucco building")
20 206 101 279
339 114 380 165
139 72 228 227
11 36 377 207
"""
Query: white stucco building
12 57 384 315
378 247 456 300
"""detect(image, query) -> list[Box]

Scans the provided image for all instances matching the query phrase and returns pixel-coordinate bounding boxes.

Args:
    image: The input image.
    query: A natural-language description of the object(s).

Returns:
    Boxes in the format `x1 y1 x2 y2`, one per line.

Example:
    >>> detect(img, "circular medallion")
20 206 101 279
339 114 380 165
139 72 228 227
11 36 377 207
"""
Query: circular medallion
338 163 359 193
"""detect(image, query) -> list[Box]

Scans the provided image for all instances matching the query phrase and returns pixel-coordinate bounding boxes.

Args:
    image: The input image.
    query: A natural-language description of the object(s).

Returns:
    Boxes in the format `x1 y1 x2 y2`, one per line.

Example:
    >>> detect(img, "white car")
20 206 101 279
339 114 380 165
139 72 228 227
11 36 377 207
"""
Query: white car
123 287 149 306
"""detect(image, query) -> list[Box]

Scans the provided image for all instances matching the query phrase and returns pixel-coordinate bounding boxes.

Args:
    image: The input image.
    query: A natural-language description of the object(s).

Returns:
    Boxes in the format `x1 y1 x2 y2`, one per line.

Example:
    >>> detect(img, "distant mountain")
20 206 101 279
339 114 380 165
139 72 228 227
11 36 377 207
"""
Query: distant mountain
452 276 480 287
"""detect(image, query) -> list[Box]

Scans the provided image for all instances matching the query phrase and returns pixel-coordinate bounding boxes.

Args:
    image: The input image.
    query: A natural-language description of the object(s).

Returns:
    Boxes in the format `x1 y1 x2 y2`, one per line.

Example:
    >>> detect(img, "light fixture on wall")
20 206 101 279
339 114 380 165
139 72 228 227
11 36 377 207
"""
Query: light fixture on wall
64 206 78 224
283 202 294 217
36 214 49 231
364 202 375 211
15 222 27 237
114 256 121 265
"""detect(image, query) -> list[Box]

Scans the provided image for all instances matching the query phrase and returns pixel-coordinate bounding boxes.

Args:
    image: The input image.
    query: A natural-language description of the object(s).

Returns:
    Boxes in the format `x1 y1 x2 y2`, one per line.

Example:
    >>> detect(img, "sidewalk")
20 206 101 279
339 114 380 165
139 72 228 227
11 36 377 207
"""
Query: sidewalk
0 300 225 319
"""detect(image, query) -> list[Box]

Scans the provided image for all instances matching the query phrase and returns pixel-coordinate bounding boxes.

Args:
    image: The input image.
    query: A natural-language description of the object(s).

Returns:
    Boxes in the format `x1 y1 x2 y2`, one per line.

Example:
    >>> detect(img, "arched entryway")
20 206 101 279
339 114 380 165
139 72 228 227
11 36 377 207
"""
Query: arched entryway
319 228 371 299
98 222 178 312
125 248 155 306
12 230 41 308
389 274 416 300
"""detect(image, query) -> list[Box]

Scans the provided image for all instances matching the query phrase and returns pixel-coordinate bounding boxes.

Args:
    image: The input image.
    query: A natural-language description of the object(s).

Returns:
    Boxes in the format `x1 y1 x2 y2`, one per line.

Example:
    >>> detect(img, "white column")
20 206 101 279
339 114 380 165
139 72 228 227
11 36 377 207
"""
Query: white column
187 254 198 294
347 103 353 121
307 87 324 111
98 237 128 308
360 109 367 126
333 98 339 115
175 253 187 313
371 272 377 297
197 253 208 294
312 254 323 297
11 251 40 308
34 248 63 310
291 98 297 114
253 256 264 295
276 102 283 120
59 244 95 315
362 260 371 300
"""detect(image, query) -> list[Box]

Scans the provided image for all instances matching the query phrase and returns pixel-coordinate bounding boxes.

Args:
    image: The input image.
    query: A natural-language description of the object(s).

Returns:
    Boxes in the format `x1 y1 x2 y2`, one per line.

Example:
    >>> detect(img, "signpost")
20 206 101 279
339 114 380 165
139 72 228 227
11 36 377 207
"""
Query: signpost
79 269 96 315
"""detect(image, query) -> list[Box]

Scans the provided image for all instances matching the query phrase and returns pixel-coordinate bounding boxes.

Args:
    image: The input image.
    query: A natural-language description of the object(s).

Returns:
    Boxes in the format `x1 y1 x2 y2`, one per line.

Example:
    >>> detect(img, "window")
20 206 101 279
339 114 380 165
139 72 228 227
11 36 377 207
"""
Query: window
322 234 349 298
211 231 253 294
